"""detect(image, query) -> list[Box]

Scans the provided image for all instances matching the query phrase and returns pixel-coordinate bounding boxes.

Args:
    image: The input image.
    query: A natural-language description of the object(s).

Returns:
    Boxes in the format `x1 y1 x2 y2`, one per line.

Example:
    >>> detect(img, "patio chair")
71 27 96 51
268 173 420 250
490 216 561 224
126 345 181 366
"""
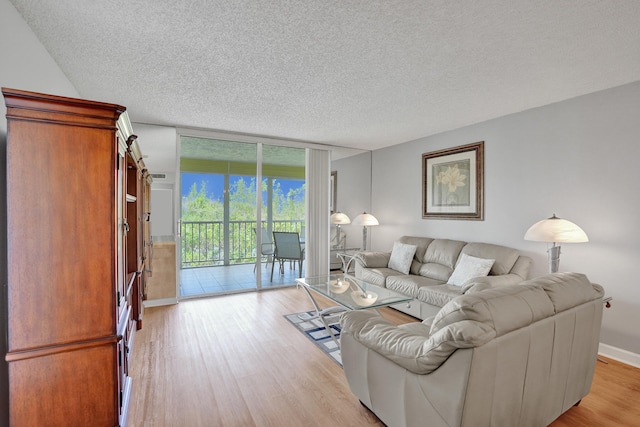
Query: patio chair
271 231 305 281
253 227 275 272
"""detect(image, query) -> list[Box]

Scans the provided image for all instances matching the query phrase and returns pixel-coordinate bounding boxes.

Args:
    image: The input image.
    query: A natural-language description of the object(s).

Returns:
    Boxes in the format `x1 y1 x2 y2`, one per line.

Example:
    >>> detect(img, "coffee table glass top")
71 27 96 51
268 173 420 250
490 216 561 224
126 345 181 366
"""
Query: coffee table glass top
295 273 412 310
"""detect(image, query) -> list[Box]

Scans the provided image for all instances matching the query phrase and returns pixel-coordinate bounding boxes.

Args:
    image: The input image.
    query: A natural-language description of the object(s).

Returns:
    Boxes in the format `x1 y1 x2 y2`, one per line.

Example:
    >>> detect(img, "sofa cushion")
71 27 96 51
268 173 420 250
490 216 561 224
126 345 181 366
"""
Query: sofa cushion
387 275 443 298
429 284 555 337
418 263 454 282
422 239 467 267
446 254 495 286
460 242 519 276
357 267 401 287
419 239 466 281
397 236 434 274
416 283 465 307
388 241 418 275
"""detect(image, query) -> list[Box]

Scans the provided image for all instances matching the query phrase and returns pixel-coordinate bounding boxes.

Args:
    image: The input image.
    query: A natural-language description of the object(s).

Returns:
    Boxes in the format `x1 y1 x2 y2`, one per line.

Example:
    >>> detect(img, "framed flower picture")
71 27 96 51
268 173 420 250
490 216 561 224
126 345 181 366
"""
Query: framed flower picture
422 141 484 220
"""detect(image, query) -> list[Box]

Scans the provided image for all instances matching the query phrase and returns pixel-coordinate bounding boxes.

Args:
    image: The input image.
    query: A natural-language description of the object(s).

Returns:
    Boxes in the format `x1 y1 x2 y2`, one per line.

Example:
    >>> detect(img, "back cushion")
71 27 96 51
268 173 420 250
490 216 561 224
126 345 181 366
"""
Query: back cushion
419 239 466 281
522 272 601 313
398 236 434 275
460 242 519 275
429 284 555 337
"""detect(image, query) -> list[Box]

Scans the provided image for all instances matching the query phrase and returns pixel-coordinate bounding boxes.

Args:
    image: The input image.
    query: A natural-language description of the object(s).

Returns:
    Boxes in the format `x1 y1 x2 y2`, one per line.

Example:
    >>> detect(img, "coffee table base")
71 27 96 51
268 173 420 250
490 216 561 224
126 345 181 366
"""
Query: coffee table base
298 284 382 349
298 285 348 348
296 274 412 349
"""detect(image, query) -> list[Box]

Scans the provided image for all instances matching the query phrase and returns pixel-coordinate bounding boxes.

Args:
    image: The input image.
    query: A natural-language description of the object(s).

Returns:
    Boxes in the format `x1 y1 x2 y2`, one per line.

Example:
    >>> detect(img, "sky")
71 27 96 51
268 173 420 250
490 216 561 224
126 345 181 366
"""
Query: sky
181 172 303 201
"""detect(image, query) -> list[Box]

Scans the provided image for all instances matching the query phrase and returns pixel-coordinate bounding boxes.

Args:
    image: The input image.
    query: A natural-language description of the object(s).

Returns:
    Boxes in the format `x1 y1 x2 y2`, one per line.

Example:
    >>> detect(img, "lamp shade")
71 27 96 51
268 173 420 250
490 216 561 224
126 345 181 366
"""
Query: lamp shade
330 212 351 225
524 214 588 243
352 212 379 226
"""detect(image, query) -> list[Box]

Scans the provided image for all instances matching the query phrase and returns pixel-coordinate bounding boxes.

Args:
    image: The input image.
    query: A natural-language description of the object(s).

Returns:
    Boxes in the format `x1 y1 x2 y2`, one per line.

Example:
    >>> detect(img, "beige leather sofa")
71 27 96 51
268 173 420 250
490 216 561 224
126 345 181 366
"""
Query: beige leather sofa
340 272 604 427
354 236 531 319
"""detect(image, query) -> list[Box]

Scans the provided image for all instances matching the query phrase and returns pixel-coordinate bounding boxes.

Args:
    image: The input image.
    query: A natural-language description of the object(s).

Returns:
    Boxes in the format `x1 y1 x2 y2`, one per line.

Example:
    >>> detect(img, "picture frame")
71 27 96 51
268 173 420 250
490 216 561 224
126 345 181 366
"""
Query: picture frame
330 171 337 213
422 141 484 220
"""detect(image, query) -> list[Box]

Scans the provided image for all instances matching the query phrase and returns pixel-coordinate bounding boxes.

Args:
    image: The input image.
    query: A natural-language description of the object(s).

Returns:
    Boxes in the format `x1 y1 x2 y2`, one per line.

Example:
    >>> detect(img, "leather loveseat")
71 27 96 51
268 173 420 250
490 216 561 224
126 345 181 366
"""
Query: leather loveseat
340 272 605 427
354 236 532 319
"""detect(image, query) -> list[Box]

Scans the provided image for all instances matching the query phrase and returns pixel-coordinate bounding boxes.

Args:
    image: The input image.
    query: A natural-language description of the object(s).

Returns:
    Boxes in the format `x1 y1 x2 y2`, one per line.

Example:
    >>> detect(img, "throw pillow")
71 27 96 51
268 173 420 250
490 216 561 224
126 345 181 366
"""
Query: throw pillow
446 254 495 287
388 241 417 275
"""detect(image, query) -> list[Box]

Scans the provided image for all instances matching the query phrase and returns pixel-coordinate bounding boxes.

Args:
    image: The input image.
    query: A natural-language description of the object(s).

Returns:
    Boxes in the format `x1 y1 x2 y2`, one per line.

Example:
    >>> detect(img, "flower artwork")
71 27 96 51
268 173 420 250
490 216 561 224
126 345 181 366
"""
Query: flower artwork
422 142 484 220
434 162 469 206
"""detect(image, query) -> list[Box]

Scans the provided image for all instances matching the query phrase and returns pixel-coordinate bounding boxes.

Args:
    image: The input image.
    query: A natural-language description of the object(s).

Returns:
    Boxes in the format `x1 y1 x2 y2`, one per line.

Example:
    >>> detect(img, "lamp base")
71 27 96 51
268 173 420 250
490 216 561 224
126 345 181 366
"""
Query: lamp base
548 245 561 273
362 226 367 251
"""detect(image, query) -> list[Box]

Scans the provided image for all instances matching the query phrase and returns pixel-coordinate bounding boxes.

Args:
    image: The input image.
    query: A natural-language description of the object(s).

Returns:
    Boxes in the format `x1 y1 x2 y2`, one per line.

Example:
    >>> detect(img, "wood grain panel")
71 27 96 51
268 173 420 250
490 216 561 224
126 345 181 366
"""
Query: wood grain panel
9 344 118 426
7 119 116 350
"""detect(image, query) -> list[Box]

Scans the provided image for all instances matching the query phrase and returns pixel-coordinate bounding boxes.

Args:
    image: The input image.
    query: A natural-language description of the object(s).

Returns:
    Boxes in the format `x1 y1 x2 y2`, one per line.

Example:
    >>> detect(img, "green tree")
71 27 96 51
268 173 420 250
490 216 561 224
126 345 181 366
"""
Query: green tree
229 177 257 220
181 181 224 266
276 183 306 220
181 181 223 221
181 176 305 267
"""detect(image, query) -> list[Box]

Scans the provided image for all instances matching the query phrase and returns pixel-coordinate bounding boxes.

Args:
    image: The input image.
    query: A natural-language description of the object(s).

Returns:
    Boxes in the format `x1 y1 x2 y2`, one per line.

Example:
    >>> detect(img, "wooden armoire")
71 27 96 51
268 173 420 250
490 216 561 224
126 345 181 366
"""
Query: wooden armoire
3 88 151 426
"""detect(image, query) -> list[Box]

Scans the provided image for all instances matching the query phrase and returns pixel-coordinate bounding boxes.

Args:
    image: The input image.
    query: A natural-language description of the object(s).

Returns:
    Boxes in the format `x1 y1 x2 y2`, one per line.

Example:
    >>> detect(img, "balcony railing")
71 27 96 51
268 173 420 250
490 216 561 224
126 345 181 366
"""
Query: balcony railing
181 220 304 268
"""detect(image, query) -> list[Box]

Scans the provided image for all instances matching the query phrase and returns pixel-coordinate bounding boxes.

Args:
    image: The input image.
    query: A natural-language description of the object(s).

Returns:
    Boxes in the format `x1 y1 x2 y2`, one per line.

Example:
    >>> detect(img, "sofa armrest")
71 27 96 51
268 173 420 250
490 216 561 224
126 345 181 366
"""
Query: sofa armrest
422 316 436 330
341 311 431 373
461 273 526 294
340 311 493 375
353 251 391 269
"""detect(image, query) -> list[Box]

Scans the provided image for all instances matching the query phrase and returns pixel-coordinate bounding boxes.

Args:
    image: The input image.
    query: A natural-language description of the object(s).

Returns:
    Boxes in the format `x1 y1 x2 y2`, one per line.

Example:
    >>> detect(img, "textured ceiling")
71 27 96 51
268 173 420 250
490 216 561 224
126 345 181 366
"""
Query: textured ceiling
9 0 640 153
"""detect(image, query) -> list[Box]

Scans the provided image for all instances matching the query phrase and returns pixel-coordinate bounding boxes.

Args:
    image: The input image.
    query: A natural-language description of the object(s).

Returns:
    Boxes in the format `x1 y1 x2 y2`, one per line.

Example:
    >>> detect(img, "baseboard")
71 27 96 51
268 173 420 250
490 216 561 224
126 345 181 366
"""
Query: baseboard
598 343 640 368
144 297 179 308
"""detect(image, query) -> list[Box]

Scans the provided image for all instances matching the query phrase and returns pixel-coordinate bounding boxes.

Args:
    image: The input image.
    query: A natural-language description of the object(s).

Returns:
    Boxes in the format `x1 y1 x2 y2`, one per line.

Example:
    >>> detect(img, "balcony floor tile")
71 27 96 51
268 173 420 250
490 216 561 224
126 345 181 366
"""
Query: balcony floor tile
179 262 305 298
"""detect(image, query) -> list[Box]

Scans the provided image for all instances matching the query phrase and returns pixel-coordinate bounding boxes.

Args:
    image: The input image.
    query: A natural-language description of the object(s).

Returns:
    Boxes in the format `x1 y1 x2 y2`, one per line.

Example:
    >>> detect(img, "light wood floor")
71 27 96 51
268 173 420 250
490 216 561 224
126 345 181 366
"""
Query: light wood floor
128 288 640 427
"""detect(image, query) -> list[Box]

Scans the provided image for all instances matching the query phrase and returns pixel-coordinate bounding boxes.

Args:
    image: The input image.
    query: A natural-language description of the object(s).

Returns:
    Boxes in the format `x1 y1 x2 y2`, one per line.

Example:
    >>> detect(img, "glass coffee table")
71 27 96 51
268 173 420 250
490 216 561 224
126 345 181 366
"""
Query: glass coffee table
295 273 412 348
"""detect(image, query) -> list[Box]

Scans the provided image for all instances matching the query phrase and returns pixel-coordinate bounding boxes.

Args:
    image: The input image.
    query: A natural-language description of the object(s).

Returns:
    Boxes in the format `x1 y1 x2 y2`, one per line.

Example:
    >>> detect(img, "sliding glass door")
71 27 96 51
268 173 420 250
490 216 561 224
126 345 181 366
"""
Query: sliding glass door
178 135 305 298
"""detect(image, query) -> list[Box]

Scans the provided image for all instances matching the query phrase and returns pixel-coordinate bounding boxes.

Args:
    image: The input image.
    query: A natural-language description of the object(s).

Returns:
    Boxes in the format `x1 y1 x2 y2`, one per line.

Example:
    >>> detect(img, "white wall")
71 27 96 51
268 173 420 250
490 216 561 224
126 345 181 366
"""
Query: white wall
332 151 372 250
133 123 178 239
150 187 175 237
343 81 639 358
0 0 79 134
134 123 178 181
